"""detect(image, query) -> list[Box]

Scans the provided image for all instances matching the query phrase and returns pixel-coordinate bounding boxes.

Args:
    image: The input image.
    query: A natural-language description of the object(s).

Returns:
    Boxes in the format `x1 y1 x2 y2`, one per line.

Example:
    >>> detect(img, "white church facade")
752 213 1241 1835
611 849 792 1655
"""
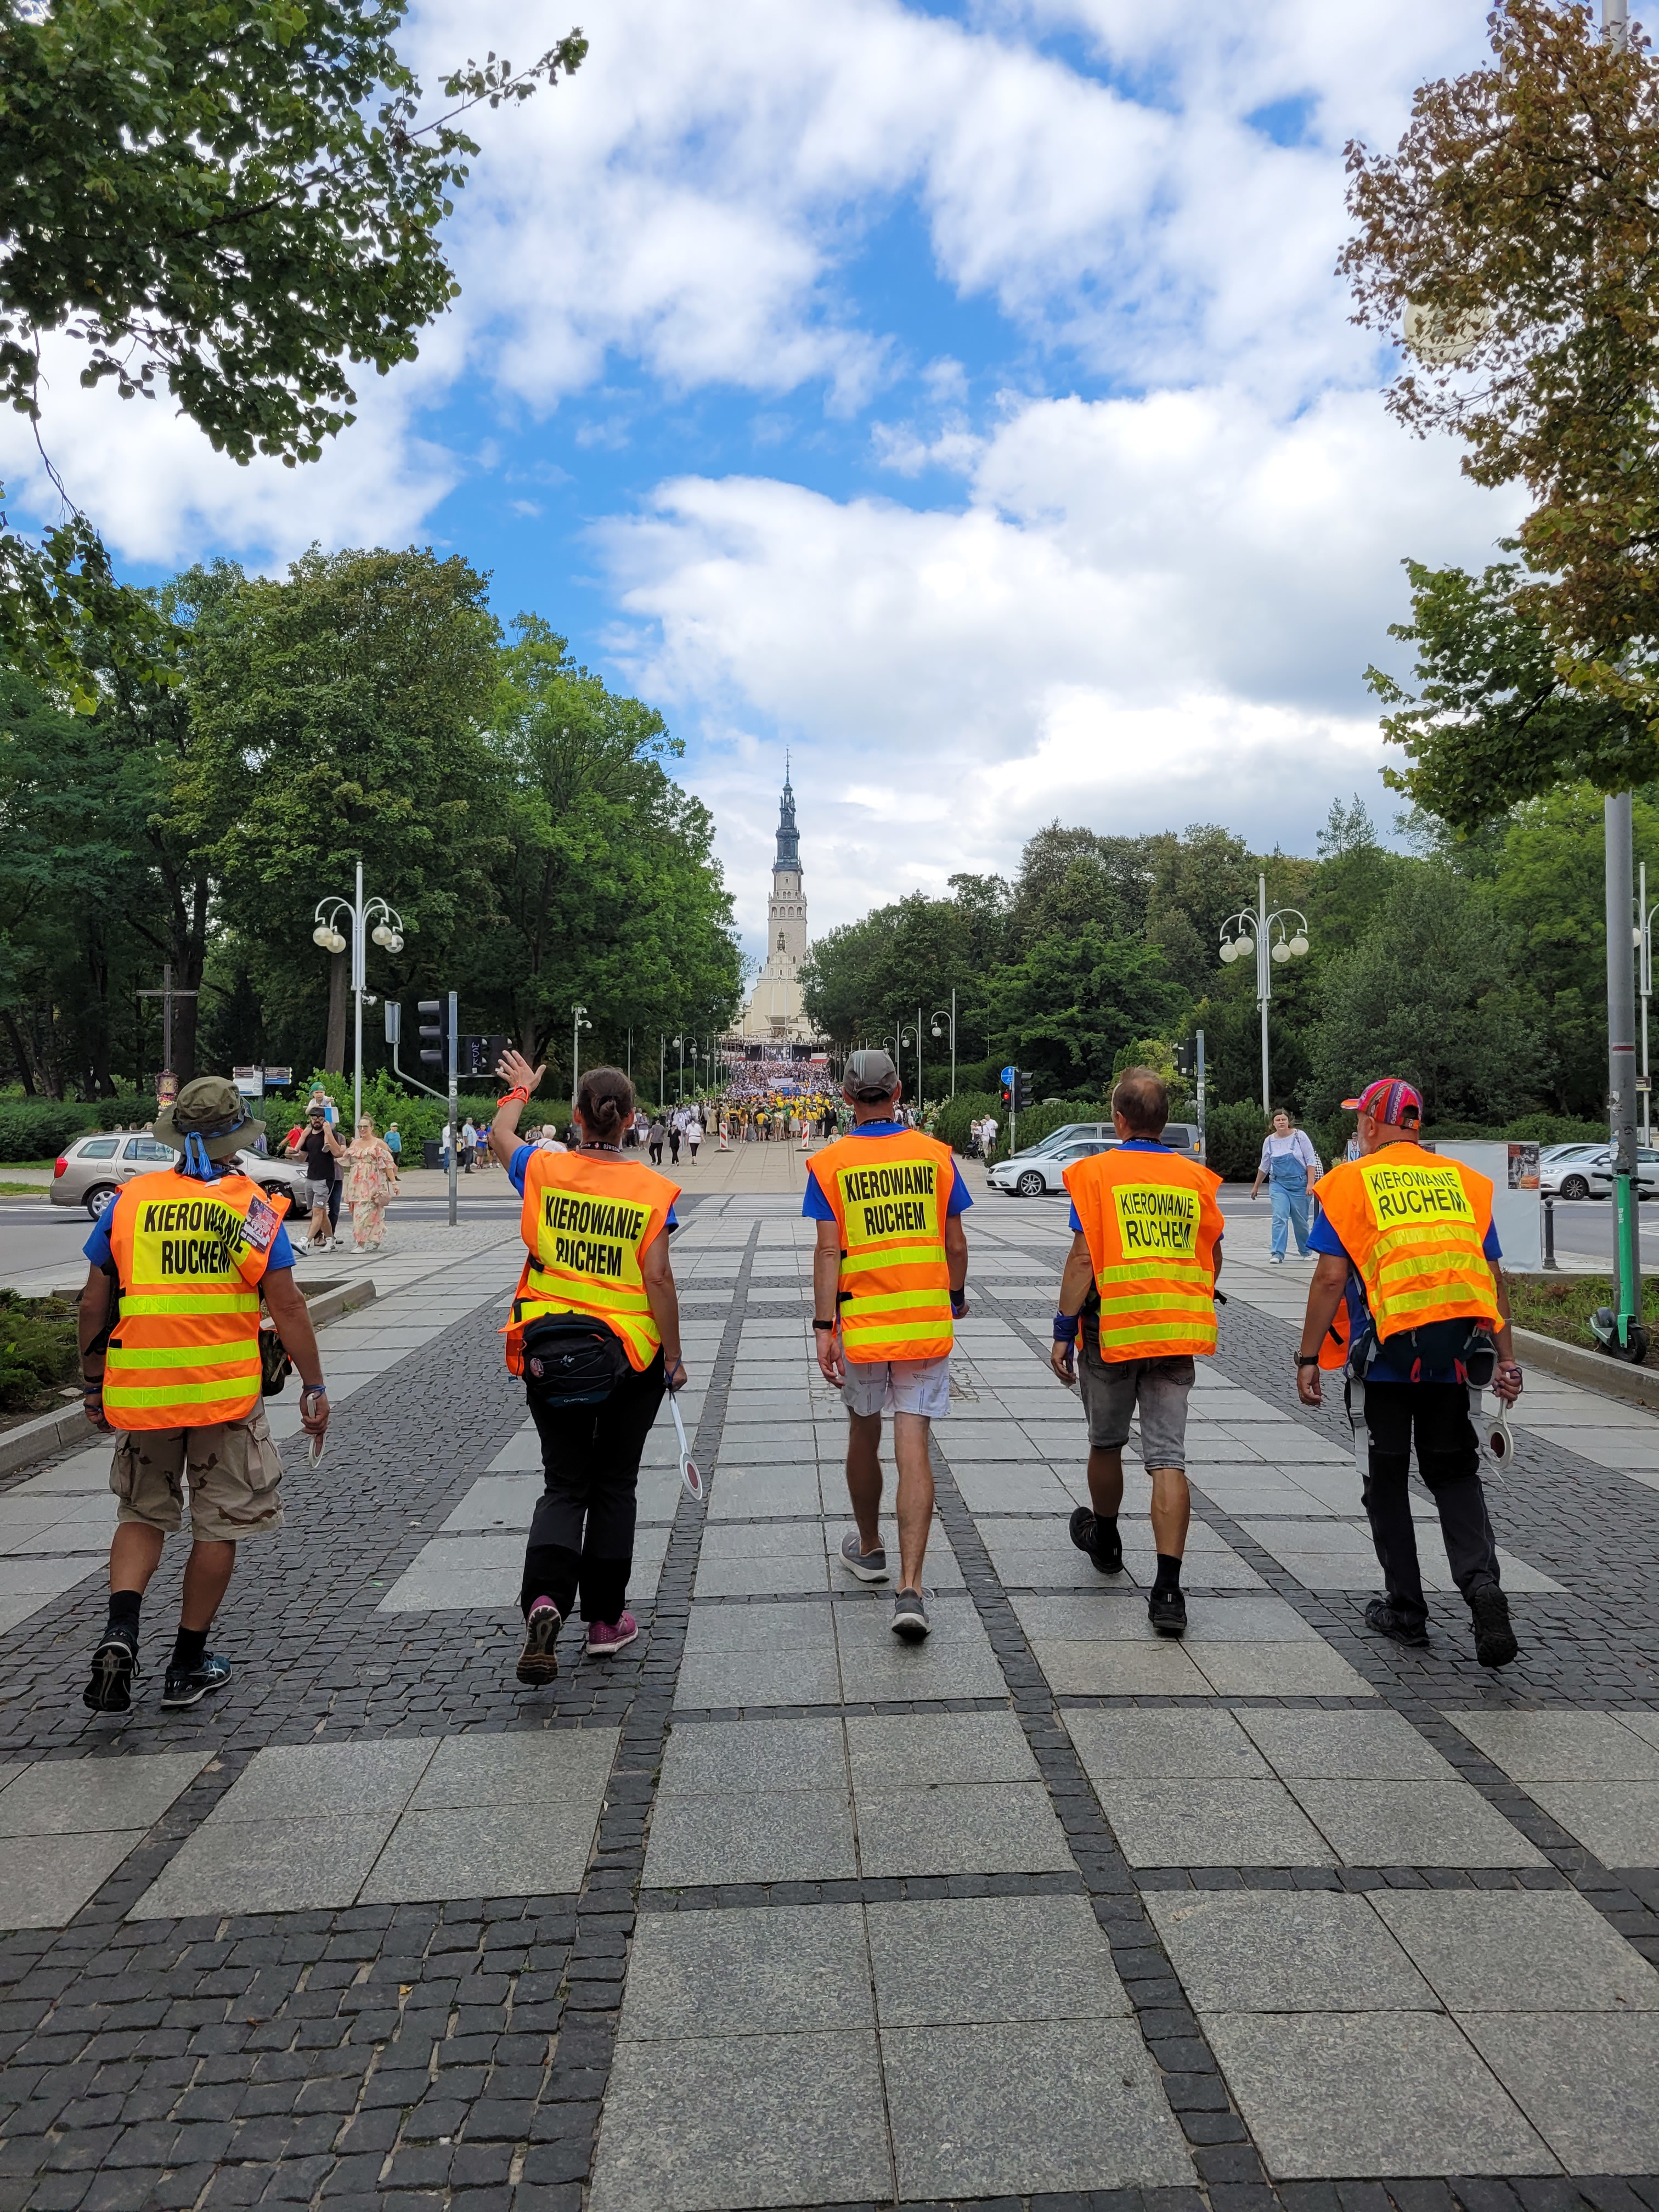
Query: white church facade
732 770 821 1046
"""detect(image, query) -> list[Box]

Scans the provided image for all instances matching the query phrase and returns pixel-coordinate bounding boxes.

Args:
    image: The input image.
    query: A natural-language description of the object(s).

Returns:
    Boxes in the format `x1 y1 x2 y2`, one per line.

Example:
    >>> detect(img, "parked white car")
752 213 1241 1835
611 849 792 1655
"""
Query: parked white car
50 1131 309 1221
1538 1143 1609 1201
1584 1147 1659 1201
989 1136 1118 1197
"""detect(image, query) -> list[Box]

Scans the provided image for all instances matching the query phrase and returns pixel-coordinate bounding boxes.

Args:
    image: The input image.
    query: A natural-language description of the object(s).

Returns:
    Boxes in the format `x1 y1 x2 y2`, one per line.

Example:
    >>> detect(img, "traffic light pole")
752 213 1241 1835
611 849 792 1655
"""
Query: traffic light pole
448 989 459 1229
1197 1030 1207 1165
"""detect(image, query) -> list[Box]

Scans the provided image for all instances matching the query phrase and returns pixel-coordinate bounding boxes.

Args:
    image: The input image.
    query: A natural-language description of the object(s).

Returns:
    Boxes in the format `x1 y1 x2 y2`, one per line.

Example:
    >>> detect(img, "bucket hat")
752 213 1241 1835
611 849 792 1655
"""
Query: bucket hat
151 1075 263 1160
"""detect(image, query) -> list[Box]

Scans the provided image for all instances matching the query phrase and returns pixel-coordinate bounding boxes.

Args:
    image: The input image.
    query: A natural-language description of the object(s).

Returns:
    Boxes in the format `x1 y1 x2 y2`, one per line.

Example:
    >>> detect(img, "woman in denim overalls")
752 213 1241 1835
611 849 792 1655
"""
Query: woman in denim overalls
1251 1109 1318 1262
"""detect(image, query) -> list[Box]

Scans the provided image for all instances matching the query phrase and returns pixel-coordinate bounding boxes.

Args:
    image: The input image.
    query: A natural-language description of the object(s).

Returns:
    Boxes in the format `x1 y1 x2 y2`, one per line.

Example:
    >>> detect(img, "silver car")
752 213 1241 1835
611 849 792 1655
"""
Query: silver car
50 1131 309 1220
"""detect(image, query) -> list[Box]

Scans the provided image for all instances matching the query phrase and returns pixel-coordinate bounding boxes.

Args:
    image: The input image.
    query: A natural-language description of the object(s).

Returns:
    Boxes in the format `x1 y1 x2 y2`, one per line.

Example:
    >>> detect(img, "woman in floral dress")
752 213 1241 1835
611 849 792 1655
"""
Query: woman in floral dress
342 1115 398 1251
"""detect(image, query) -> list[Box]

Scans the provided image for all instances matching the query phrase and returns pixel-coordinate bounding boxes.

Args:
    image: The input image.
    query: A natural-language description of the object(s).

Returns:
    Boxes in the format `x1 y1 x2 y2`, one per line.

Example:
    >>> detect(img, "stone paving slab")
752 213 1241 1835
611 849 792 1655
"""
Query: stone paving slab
7 1199 1659 2206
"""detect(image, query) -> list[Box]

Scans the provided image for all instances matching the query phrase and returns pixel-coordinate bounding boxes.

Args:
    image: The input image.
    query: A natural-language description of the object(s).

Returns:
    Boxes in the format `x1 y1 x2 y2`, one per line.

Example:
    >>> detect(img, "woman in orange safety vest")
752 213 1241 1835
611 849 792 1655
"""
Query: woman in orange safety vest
490 1051 685 1687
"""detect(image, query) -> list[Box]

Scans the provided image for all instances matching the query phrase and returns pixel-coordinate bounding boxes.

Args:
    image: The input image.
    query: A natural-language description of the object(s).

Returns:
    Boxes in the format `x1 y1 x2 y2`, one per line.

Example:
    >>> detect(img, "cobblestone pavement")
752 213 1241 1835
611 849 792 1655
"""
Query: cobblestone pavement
4 1179 1659 2209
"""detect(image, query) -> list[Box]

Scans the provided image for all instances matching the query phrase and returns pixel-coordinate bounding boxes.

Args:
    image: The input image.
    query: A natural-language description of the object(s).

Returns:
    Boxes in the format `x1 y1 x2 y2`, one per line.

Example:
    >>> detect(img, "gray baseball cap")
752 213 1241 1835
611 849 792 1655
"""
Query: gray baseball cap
843 1048 899 1102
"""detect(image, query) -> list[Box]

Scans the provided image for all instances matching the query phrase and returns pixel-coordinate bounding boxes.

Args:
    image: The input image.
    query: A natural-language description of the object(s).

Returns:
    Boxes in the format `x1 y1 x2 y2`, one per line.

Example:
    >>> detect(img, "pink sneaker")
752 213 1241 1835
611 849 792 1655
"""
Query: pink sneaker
586 1612 639 1657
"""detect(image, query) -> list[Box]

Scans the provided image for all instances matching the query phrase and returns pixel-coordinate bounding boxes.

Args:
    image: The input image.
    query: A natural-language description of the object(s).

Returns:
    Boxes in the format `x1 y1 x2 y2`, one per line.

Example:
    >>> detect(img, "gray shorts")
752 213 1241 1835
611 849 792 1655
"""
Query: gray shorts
304 1178 333 1212
1076 1344 1194 1468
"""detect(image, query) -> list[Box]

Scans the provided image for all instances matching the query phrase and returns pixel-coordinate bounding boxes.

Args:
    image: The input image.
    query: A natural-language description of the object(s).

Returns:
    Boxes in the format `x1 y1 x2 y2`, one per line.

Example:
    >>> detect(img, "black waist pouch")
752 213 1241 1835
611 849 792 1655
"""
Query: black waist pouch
521 1313 630 1407
1376 1314 1494 1384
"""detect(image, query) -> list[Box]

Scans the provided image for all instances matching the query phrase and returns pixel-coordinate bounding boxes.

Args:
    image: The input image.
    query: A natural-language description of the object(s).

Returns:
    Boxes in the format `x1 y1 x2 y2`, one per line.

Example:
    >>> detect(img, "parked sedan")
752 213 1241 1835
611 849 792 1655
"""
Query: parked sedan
1539 1143 1610 1201
50 1131 309 1220
989 1136 1118 1197
1584 1147 1659 1201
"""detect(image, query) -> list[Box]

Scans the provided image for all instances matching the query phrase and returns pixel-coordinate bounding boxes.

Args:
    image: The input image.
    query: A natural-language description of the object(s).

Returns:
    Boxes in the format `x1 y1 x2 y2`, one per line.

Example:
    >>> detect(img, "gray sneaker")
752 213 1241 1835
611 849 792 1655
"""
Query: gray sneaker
891 1588 930 1642
840 1531 889 1583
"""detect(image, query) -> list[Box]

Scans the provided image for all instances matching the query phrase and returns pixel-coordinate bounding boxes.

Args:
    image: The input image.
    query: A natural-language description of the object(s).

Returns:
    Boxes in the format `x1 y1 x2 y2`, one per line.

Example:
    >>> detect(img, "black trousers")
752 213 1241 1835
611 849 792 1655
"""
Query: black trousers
521 1351 665 1624
1361 1380 1502 1629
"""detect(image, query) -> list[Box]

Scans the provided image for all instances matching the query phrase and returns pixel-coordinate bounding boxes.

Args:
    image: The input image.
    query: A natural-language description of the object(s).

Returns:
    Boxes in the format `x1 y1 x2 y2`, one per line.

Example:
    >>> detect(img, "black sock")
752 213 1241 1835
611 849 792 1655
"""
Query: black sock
171 1626 207 1672
108 1590 142 1636
1153 1553 1183 1594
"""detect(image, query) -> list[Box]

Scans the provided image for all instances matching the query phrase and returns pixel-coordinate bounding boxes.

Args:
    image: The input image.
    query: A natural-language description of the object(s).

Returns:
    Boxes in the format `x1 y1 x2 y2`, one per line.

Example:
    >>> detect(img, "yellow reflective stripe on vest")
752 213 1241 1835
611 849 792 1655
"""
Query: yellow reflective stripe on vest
119 1291 260 1317
106 1341 259 1370
839 1240 942 1276
101 1374 259 1410
842 1314 953 1346
1097 1314 1215 1347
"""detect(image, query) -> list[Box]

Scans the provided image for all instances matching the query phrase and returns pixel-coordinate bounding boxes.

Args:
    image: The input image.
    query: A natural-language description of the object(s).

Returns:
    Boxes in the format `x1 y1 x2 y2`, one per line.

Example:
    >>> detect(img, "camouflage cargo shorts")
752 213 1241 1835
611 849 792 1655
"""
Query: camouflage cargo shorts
109 1402 285 1541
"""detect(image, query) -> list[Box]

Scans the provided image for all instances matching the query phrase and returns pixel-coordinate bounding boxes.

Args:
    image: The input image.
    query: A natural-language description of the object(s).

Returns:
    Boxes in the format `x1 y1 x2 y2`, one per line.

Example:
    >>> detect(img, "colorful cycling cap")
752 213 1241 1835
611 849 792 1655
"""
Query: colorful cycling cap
1340 1076 1423 1126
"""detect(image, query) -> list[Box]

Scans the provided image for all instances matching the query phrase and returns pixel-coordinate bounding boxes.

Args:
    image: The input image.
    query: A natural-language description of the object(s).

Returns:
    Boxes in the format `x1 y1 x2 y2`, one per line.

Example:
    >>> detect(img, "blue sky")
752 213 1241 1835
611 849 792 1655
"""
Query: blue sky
5 0 1536 957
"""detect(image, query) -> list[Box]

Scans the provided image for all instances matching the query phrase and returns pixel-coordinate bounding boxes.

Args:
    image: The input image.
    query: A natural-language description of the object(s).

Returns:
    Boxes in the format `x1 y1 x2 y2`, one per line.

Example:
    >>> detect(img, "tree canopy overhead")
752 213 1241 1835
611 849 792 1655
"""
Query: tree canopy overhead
1342 0 1659 772
0 0 585 694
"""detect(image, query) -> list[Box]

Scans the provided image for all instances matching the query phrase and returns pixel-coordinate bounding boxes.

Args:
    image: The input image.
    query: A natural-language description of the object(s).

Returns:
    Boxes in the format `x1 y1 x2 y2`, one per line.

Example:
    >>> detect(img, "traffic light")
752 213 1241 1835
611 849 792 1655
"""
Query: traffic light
1014 1070 1035 1111
460 1033 511 1080
417 998 450 1069
1000 1077 1013 1113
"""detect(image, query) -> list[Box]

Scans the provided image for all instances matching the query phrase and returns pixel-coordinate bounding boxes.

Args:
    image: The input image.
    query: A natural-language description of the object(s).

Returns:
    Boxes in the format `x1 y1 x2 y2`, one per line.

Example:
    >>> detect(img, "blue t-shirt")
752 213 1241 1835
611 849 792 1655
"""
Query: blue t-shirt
1308 1207 1502 1381
1066 1138 1220 1240
507 1143 679 1230
801 1121 974 1221
84 1172 295 1272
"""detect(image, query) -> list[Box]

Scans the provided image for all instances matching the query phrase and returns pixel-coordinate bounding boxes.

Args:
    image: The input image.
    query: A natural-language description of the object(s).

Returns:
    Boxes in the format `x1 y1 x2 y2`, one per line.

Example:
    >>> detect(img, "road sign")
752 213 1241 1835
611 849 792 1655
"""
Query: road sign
1000 1064 1017 1086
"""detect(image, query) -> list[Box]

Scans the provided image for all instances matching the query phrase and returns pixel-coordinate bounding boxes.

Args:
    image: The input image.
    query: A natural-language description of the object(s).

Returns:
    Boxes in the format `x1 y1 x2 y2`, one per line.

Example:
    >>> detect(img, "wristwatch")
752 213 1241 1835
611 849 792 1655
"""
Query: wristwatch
812 1319 836 1332
1295 1355 1319 1369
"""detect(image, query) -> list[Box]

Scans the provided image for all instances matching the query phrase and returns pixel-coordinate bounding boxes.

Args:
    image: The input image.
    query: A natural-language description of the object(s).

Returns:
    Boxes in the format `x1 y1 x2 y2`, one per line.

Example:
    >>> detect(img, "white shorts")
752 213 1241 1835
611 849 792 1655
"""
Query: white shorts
841 1354 951 1420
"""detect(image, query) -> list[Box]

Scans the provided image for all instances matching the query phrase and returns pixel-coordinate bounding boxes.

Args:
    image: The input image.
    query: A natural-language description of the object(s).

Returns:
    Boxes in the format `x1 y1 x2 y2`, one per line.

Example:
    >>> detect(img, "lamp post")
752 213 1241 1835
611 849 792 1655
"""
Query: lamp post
929 992 957 1098
313 860 405 1129
674 1034 685 1103
1639 861 1658 1147
571 1004 591 1108
1218 873 1308 1116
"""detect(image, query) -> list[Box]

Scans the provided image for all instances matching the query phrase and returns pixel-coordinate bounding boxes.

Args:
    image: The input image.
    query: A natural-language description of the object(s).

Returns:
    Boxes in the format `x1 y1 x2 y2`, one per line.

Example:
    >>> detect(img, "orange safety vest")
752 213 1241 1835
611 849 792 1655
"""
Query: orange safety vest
506 1150 679 1375
1313 1142 1499 1340
1063 1146 1224 1362
809 1129 956 1364
103 1169 289 1430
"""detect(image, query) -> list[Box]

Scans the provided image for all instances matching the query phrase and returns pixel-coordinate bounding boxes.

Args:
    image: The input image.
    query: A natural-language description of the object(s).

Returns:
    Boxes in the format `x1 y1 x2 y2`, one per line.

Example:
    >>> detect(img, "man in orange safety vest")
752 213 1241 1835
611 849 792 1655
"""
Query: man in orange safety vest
806 1049 970 1643
1295 1076 1523 1667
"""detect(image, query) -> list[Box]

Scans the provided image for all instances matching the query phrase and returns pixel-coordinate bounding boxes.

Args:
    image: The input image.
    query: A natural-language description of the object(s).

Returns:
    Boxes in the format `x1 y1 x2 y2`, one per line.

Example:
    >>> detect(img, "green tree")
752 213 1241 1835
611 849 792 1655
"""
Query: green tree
188 545 505 1070
985 927 1188 1096
477 619 741 1074
802 895 978 1049
1308 866 1541 1121
1365 560 1650 828
1342 0 1659 740
0 1 585 691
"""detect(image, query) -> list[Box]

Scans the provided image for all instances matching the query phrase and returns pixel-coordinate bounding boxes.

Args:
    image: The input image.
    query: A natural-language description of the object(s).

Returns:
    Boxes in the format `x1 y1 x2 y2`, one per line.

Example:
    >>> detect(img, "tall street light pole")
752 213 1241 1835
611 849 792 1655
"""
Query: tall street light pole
313 859 405 1129
929 993 957 1098
1218 873 1309 1114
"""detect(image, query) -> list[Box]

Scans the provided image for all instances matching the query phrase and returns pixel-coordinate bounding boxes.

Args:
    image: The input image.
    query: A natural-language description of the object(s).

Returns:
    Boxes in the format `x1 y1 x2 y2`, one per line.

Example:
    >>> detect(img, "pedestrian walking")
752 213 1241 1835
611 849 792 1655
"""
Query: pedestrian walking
1052 1067 1224 1637
1295 1076 1523 1667
1251 1108 1318 1262
647 1114 666 1165
805 1048 971 1641
461 1116 478 1173
77 1077 329 1712
686 1111 703 1163
296 1099 343 1251
490 1053 686 1681
668 1118 682 1166
343 1114 398 1251
385 1121 402 1168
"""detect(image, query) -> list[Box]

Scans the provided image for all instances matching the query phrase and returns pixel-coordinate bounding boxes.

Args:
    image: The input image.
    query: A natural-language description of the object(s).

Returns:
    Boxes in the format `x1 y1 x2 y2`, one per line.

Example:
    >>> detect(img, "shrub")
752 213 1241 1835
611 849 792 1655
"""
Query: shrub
0 1291 79 1413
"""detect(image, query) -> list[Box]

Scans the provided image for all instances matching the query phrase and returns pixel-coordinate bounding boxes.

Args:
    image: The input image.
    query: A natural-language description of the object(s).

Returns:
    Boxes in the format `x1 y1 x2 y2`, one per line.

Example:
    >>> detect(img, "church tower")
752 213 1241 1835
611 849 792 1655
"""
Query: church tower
735 764 817 1043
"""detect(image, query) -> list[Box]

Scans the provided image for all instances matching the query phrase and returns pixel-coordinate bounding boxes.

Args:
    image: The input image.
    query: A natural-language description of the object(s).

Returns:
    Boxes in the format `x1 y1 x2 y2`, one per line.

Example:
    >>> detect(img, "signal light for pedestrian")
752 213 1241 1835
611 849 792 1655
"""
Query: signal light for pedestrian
417 998 450 1068
1013 1070 1034 1111
460 1032 511 1080
1175 1041 1195 1078
1000 1079 1013 1112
